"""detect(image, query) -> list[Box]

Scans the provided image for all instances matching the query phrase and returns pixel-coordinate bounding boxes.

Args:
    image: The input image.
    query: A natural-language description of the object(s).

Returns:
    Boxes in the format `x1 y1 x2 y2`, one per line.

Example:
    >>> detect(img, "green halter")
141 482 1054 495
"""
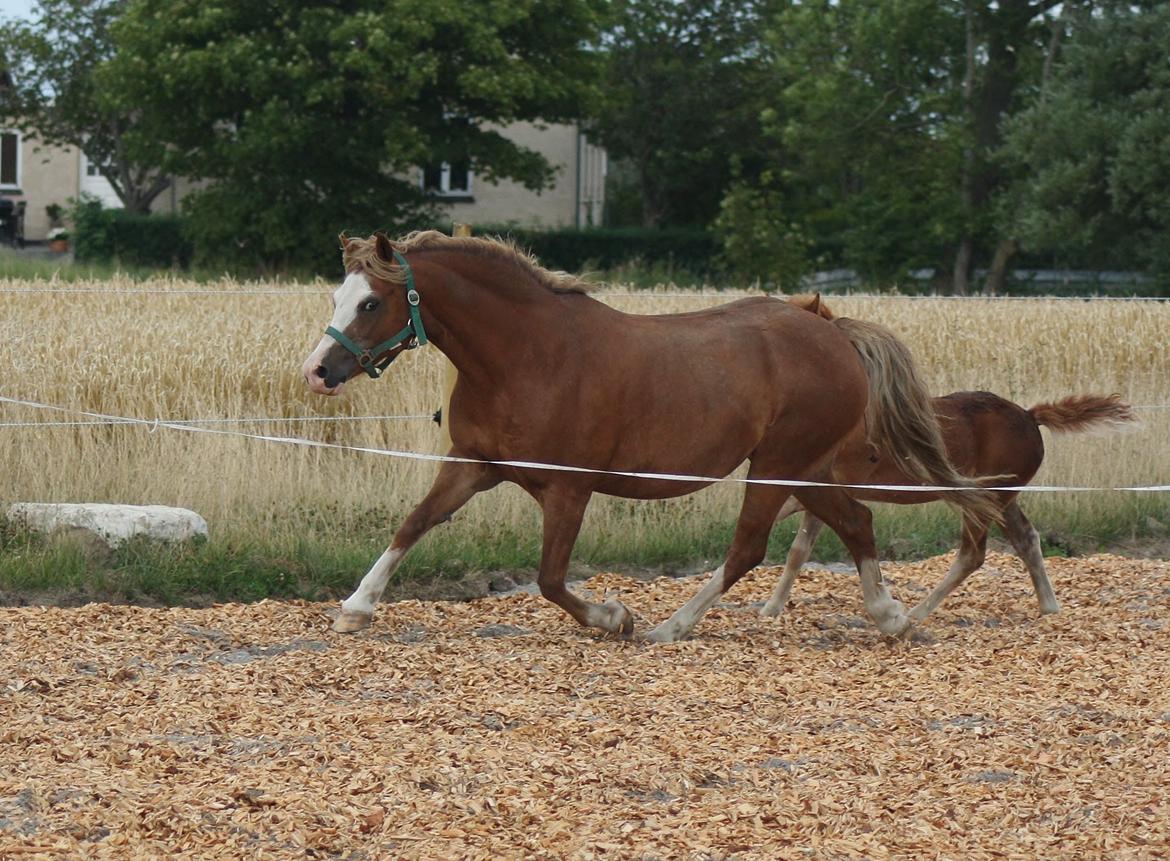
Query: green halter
324 250 428 379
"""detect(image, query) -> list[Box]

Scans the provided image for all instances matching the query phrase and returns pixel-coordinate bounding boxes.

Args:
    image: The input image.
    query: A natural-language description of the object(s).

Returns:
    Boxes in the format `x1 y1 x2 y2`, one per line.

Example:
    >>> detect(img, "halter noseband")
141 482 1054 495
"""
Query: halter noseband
324 250 428 379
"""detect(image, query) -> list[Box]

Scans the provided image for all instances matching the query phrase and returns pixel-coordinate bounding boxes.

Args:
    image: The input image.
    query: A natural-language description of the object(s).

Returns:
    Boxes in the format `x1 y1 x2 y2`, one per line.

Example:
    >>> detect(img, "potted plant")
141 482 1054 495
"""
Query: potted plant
46 202 65 227
47 226 70 253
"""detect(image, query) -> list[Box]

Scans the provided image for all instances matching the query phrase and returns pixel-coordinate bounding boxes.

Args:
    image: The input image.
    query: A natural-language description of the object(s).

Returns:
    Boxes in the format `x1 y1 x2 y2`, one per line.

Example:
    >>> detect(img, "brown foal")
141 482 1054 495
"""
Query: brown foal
302 232 996 641
764 294 1136 620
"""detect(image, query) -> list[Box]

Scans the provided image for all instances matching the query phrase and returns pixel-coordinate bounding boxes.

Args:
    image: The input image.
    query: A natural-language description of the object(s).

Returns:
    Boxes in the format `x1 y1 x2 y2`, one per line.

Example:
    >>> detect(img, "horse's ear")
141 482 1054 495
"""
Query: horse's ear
338 232 351 251
373 231 394 261
807 293 822 315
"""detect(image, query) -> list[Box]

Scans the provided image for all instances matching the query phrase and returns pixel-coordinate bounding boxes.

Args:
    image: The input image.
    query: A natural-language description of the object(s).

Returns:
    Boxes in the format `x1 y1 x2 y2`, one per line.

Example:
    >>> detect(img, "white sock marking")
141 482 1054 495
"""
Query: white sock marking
341 547 405 616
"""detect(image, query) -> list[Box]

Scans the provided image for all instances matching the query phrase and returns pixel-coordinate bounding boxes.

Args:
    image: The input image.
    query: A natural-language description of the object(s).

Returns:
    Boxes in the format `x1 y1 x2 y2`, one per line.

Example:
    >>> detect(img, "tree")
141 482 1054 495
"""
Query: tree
949 0 1069 294
590 0 778 228
750 0 969 286
0 0 171 213
997 3 1170 279
100 0 606 270
717 0 1073 292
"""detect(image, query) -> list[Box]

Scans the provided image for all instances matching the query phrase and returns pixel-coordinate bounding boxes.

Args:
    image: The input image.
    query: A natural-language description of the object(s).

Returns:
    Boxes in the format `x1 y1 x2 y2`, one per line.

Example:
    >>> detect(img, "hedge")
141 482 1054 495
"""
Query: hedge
477 225 720 276
72 201 721 280
72 200 193 269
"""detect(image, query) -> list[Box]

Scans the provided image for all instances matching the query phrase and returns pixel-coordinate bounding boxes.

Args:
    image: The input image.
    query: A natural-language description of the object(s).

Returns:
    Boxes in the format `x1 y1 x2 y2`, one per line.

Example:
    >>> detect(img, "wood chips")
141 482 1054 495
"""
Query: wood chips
2 552 1168 860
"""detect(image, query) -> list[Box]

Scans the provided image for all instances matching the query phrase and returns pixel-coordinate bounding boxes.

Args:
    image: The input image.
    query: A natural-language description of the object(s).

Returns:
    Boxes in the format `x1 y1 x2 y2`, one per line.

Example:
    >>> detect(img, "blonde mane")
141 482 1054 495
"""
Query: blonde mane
340 230 589 295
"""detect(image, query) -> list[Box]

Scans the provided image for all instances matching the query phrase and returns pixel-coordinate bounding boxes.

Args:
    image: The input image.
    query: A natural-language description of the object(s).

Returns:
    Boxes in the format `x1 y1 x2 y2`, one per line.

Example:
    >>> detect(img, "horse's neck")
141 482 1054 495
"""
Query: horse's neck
422 254 602 382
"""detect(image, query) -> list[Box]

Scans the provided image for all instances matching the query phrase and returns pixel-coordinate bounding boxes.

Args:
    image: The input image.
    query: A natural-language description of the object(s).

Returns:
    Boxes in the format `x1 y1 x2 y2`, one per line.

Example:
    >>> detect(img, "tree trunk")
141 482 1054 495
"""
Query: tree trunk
985 238 1017 296
953 0 977 296
952 236 974 296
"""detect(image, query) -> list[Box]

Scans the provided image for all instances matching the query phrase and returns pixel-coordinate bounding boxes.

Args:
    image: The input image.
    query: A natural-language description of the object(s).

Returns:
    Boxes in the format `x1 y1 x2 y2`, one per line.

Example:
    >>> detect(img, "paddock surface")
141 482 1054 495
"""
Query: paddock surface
2 552 1168 860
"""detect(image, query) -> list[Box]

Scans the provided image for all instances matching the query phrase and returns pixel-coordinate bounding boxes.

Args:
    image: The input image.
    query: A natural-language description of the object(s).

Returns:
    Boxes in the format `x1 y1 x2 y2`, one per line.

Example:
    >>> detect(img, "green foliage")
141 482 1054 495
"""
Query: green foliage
715 0 1098 288
72 197 192 268
716 0 968 285
590 0 779 227
997 4 1170 278
715 173 812 289
0 0 171 212
99 0 607 271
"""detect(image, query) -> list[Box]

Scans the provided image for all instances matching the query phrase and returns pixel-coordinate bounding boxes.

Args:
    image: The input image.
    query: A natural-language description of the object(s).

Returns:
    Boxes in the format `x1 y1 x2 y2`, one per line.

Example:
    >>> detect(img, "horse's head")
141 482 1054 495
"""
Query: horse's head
302 232 427 396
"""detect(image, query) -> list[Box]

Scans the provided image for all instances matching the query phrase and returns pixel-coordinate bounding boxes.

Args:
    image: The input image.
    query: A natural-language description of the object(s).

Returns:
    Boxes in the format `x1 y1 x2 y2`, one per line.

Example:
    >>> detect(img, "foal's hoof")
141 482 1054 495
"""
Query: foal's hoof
880 615 914 640
332 611 373 633
759 599 785 618
600 599 635 638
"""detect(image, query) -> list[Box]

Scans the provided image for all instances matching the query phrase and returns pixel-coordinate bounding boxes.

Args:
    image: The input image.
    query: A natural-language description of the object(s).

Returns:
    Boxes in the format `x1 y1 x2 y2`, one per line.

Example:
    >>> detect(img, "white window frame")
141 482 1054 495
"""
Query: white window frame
0 129 22 191
421 161 473 198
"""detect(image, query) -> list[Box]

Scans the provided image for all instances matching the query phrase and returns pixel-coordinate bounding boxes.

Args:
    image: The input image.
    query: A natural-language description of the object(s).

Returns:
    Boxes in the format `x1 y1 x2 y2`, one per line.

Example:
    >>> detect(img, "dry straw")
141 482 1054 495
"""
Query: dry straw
1 275 1167 546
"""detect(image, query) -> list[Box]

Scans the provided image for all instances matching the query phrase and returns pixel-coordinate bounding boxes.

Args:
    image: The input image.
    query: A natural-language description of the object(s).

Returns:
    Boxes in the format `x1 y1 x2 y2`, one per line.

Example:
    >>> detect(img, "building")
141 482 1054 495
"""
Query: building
0 121 606 243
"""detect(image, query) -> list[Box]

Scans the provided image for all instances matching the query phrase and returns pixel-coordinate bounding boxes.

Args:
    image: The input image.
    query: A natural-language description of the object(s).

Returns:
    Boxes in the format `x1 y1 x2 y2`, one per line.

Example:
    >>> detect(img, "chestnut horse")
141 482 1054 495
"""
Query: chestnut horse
302 232 996 640
764 294 1136 621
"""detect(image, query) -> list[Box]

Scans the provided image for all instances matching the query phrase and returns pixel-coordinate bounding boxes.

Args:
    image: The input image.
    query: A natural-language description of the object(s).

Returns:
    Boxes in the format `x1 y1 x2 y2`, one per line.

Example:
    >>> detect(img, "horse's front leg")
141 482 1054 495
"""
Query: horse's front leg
332 461 499 633
537 489 634 637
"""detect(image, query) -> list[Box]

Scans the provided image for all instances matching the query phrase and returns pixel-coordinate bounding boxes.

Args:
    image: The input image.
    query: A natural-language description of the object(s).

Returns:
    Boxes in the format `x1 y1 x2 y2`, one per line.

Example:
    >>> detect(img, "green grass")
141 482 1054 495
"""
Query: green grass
2 495 1165 607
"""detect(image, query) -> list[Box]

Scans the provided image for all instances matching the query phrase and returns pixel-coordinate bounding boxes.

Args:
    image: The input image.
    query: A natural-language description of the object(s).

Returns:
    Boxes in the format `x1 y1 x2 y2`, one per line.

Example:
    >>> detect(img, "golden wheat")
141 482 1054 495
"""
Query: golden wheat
1 275 1167 555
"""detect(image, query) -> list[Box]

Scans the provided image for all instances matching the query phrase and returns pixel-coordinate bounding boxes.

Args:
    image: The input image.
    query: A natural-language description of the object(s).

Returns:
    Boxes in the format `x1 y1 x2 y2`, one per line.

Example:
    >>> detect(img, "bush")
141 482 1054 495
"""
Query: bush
72 198 193 269
71 195 721 282
477 225 721 277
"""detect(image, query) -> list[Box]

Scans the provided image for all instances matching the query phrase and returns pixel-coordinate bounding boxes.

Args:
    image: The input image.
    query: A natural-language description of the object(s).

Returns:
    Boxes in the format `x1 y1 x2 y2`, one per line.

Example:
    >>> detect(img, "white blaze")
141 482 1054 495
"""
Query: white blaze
302 273 376 388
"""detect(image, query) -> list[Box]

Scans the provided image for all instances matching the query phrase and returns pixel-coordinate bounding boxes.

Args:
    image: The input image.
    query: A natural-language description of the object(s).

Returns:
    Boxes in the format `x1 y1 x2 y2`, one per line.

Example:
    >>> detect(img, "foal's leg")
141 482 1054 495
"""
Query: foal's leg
536 489 634 636
907 515 989 622
793 487 911 637
333 461 499 633
645 485 791 643
1002 500 1060 614
761 510 824 617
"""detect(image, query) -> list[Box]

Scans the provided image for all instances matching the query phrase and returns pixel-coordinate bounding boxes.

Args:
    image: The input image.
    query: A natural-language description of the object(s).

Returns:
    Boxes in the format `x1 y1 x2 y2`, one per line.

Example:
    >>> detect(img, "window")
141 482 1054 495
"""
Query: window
0 131 20 190
421 160 473 199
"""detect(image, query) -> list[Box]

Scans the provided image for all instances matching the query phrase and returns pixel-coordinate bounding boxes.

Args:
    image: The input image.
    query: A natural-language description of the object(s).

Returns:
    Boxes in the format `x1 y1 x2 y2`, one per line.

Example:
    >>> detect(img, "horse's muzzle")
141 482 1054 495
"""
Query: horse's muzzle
302 341 354 395
303 363 346 396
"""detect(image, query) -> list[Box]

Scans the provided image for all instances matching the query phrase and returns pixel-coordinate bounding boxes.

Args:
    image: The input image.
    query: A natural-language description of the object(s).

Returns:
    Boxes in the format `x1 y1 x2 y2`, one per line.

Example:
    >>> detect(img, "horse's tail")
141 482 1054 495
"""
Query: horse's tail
832 317 1003 524
1028 394 1136 434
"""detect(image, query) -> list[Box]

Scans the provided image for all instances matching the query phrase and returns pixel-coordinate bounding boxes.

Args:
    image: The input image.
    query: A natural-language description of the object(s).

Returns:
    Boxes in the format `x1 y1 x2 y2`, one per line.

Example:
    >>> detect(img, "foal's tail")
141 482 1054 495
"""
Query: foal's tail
833 317 1004 524
1029 394 1136 434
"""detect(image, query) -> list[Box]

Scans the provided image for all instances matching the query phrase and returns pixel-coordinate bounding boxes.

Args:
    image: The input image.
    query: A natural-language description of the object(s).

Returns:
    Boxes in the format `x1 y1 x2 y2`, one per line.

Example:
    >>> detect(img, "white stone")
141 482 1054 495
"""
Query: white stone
7 503 209 548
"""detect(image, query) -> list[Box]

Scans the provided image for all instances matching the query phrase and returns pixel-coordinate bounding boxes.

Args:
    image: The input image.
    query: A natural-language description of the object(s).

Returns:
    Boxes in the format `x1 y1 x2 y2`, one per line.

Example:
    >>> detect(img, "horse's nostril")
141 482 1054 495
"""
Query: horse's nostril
314 365 328 379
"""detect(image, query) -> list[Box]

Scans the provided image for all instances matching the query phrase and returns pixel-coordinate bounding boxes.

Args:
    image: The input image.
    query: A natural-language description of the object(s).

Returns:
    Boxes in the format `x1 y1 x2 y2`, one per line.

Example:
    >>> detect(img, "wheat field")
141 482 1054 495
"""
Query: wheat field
1 274 1168 580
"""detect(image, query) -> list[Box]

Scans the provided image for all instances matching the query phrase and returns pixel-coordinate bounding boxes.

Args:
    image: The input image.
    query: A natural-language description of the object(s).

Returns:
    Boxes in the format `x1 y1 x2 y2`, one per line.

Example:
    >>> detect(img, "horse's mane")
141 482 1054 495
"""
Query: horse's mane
341 230 590 295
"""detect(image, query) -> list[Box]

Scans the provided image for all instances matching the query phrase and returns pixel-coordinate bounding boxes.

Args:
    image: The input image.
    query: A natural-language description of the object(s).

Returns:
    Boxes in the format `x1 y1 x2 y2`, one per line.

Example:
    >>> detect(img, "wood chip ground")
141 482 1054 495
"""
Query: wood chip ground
2 552 1168 859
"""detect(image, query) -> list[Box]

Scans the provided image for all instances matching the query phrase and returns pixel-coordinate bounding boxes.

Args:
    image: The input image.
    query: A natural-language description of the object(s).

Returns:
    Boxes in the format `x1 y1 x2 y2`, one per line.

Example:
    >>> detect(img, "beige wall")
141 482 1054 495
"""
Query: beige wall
8 120 604 240
428 121 606 229
11 135 79 241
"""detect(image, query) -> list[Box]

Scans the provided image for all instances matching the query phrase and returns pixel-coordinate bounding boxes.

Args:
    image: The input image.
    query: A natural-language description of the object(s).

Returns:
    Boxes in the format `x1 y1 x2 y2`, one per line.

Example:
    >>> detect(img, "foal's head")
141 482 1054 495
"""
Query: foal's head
301 232 419 395
787 293 835 320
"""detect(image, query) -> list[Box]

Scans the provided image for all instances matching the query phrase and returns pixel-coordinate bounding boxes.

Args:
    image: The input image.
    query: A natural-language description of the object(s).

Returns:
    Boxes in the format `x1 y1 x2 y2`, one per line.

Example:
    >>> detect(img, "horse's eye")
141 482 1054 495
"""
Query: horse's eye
360 300 379 312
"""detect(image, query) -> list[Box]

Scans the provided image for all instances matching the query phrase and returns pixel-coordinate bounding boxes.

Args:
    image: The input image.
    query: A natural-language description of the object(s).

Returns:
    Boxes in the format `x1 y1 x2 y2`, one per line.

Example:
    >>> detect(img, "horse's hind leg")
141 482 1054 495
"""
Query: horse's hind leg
645 485 791 643
1002 500 1060 614
536 488 634 636
907 515 989 623
761 509 824 617
793 487 911 637
333 461 499 633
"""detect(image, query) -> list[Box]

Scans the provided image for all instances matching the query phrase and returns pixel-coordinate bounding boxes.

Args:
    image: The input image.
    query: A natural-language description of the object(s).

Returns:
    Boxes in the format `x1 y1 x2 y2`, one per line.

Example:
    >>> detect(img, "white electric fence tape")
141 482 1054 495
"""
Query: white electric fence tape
2 394 1167 494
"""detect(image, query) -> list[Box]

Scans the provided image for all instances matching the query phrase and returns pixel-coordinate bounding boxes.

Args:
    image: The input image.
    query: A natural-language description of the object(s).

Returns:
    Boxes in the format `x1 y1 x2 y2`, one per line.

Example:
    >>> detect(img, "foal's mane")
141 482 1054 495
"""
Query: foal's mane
341 230 590 295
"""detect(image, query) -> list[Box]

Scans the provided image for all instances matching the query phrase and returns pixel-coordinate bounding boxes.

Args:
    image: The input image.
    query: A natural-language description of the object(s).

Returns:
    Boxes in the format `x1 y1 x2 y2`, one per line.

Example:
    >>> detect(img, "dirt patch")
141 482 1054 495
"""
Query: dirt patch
2 551 1169 859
